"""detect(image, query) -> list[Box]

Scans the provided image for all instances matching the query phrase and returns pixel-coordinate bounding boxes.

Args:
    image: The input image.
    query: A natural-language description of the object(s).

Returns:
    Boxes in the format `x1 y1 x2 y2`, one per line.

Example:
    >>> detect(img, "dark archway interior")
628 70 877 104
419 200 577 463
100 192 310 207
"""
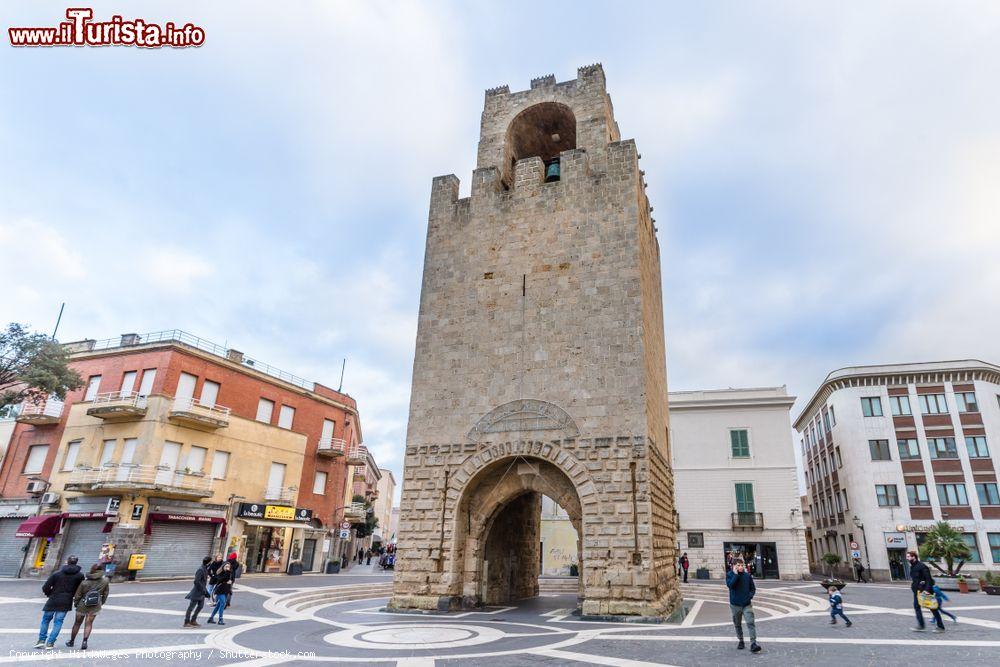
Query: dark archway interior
483 492 540 604
503 102 577 187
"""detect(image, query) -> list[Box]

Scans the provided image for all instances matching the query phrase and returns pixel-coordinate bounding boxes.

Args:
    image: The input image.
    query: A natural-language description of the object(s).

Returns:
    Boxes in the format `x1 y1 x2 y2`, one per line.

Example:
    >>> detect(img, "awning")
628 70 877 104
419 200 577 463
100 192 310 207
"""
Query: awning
145 513 226 537
15 514 62 538
241 518 306 530
371 533 383 543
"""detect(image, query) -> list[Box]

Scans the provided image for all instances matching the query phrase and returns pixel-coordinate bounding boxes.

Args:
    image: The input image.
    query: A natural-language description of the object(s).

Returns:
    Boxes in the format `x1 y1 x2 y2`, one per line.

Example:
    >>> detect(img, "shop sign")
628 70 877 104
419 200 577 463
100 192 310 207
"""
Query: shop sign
64 511 112 519
884 532 907 547
128 553 146 570
237 503 313 523
105 498 121 515
158 513 219 524
131 504 144 520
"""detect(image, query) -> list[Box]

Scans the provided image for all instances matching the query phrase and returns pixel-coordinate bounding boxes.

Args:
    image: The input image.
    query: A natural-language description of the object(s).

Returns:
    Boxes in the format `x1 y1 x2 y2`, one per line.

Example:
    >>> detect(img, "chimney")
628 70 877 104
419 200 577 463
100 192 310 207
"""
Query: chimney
120 333 140 347
226 349 245 364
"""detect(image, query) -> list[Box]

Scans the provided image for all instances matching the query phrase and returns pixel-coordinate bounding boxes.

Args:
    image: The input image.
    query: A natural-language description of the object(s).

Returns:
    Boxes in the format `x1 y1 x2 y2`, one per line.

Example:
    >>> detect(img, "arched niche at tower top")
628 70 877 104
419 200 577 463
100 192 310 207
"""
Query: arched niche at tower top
501 102 576 188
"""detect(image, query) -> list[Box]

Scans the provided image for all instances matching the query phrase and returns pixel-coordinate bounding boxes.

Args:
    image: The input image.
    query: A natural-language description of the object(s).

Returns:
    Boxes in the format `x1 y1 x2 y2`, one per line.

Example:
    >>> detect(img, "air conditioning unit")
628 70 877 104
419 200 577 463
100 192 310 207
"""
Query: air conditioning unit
26 481 47 494
40 492 60 505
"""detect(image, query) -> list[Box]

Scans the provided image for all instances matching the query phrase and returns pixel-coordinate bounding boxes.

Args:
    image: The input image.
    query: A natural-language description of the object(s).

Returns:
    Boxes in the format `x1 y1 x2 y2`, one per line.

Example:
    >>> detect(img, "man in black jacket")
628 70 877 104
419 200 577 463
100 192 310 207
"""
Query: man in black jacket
907 550 944 632
36 555 85 649
183 557 211 628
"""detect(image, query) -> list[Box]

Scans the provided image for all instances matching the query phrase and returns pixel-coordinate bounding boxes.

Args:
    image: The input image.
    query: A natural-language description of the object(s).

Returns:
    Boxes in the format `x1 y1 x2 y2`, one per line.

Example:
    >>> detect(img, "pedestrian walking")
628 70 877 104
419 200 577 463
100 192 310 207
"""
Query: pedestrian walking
224 552 241 609
679 553 690 583
853 558 867 583
36 555 85 650
356 547 364 563
207 562 233 625
828 586 852 626
932 584 958 623
207 553 224 596
907 551 945 632
366 549 373 565
65 563 110 650
726 558 761 653
183 556 212 628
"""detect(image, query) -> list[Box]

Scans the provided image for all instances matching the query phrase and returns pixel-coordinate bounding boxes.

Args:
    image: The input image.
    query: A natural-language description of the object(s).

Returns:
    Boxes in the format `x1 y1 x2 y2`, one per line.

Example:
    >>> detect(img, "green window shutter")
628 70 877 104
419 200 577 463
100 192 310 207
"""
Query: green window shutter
731 430 749 457
735 483 755 512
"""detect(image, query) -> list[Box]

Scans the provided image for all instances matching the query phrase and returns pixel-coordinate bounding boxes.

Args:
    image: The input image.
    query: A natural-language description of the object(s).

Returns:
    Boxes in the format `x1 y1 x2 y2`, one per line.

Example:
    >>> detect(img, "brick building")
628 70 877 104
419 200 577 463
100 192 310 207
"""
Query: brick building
796 360 1000 580
0 330 374 579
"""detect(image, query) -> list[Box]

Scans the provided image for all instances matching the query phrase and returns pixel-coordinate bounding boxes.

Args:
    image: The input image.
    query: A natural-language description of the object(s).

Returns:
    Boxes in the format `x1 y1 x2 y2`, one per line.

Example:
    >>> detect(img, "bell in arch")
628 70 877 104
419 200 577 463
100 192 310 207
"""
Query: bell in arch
545 158 561 183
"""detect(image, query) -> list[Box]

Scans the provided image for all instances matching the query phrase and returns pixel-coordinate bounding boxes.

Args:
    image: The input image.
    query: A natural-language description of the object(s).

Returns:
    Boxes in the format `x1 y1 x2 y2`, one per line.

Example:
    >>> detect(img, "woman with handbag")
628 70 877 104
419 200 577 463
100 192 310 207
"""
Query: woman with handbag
907 551 945 632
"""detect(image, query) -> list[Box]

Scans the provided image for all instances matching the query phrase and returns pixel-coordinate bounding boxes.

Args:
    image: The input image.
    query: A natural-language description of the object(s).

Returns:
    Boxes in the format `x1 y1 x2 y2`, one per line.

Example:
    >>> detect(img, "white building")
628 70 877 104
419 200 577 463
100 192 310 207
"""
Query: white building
672 387 809 580
795 360 1000 581
373 469 396 547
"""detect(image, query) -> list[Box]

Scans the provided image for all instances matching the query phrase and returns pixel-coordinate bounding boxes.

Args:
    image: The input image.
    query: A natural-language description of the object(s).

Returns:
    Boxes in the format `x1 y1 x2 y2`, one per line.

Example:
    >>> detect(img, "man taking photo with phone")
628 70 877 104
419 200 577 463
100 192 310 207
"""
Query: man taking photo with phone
726 558 761 653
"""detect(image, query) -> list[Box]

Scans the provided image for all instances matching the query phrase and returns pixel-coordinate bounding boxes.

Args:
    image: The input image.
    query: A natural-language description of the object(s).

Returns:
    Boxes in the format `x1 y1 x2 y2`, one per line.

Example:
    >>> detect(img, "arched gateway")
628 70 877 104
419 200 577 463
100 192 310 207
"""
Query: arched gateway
389 66 680 619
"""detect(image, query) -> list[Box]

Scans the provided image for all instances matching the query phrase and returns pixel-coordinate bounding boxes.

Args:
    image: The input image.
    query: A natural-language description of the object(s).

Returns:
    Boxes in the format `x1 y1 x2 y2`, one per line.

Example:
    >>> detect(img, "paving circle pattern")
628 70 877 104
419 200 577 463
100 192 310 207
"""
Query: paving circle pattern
325 623 506 650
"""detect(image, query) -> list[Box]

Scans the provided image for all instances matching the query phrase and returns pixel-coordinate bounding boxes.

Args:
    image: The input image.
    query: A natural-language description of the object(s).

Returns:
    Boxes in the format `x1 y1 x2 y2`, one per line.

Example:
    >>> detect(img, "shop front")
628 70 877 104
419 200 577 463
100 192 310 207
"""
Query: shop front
723 541 780 579
139 511 226 579
884 531 911 581
1 505 36 577
234 503 313 574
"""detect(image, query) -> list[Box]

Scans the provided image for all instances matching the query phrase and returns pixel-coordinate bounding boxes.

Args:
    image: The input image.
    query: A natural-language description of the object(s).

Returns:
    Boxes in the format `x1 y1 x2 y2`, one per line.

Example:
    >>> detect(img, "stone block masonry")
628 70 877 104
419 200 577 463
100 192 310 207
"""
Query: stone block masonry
390 65 679 619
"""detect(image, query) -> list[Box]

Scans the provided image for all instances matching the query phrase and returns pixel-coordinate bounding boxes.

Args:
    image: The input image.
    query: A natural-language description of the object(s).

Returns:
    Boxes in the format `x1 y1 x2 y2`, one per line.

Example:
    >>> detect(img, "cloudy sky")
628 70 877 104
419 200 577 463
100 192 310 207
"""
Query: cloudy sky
3 2 999 497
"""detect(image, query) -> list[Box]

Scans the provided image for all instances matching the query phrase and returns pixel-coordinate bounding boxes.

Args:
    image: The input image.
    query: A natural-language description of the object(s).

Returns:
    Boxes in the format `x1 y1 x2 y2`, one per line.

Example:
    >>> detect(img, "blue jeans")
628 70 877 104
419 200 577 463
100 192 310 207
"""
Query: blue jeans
830 608 851 623
38 610 67 644
209 594 227 622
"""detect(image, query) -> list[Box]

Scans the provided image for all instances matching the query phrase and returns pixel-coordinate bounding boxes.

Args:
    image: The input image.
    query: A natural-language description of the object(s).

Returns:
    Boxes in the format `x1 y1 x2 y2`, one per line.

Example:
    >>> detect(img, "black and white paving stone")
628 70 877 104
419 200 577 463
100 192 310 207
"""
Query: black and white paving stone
0 570 998 665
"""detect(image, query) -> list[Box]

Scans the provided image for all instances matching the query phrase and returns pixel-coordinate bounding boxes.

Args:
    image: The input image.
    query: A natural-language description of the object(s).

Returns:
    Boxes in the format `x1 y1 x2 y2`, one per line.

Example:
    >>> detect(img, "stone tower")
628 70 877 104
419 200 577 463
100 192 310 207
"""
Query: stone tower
390 65 679 618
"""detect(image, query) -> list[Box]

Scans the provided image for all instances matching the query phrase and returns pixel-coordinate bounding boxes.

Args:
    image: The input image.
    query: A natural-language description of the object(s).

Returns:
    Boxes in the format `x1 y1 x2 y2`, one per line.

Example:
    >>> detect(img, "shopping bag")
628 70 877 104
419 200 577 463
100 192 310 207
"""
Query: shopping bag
917 590 938 610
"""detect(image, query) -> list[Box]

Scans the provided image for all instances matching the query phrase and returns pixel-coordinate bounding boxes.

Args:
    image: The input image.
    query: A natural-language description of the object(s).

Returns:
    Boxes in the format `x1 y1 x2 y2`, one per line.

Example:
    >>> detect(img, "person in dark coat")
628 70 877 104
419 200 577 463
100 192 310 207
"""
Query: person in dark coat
907 551 945 631
224 552 240 608
679 553 690 583
183 556 211 627
66 563 110 650
207 562 233 625
207 553 224 596
726 558 761 653
853 558 867 583
36 555 85 649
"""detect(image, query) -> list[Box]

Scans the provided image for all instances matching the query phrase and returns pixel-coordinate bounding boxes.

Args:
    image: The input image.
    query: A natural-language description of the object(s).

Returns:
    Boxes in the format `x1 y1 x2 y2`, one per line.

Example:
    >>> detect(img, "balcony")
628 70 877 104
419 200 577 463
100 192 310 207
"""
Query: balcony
264 486 296 505
86 392 147 421
732 512 764 530
353 463 367 481
168 397 231 430
343 502 367 522
65 464 213 498
346 444 367 465
317 437 346 458
15 399 64 426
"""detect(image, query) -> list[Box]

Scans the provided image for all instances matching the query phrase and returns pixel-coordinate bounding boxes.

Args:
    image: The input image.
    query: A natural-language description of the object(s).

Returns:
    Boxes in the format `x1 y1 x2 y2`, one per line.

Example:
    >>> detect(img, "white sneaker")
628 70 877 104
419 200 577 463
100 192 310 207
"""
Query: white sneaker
33 641 45 649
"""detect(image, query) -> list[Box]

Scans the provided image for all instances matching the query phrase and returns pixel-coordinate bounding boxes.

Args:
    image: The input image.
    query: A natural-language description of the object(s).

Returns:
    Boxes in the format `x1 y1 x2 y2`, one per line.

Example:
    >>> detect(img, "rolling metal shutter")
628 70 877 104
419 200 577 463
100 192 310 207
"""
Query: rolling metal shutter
140 522 217 578
0 519 26 576
60 520 108 567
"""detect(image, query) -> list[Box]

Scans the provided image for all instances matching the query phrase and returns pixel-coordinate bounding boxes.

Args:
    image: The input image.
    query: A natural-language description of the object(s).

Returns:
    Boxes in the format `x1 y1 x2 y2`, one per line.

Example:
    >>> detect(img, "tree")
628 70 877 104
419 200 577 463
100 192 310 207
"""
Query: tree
918 521 971 576
821 552 842 577
0 323 83 410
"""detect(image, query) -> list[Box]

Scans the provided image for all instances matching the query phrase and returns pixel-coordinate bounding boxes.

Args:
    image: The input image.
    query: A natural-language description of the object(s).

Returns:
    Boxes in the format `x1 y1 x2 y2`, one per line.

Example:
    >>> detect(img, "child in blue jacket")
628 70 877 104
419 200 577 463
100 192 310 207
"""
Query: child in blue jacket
932 584 957 623
828 586 852 626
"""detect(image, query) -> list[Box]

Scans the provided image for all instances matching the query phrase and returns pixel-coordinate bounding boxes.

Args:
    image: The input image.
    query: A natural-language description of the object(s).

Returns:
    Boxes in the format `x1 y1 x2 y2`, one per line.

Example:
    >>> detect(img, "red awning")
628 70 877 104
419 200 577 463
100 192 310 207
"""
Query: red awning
15 514 62 538
145 513 226 537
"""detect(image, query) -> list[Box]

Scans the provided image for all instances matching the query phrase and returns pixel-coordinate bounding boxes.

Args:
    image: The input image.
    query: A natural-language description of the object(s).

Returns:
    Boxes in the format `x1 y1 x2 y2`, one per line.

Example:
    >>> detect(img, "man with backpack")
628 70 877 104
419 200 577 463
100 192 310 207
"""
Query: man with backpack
36 555 85 650
65 563 110 651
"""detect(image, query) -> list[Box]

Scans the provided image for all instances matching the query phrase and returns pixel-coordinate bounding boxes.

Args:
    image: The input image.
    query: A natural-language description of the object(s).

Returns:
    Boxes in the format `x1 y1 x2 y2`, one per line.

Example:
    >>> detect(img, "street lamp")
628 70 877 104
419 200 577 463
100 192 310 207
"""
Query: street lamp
852 515 871 574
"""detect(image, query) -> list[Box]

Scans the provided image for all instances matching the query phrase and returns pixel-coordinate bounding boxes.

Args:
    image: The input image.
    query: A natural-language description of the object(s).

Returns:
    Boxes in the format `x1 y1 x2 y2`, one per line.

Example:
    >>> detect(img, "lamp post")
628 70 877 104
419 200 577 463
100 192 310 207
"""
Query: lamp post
852 515 871 574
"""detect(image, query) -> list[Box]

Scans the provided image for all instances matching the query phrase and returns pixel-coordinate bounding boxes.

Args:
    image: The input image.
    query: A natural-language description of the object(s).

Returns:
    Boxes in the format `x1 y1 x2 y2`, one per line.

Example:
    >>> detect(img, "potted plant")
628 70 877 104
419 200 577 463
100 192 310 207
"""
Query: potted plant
957 574 969 594
820 552 845 590
696 566 710 580
918 521 971 590
983 571 1000 596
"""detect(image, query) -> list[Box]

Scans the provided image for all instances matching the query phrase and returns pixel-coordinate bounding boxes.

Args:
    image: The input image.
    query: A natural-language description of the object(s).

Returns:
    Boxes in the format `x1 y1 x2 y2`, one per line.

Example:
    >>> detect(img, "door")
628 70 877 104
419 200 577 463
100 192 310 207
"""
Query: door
60 520 108 566
117 438 138 481
200 381 219 408
761 543 779 579
267 462 286 499
138 369 156 397
176 373 197 402
0 518 25 576
888 549 909 581
302 538 317 571
140 521 217 578
120 371 137 397
156 442 182 486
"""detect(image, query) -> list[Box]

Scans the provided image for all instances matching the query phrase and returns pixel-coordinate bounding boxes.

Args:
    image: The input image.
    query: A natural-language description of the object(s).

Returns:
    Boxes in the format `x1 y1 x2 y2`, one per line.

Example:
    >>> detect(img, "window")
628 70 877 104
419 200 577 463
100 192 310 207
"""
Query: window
835 447 842 468
687 532 705 548
990 533 1000 564
966 436 990 458
835 493 843 512
321 419 336 442
186 446 207 473
936 483 969 506
869 439 892 461
876 484 899 506
960 534 981 563
829 405 836 426
897 438 921 459
200 381 220 408
120 371 138 396
121 438 137 465
61 441 81 471
267 462 286 491
861 397 883 417
976 482 1000 506
210 451 230 480
313 470 328 495
84 375 102 401
822 411 831 433
928 437 958 459
890 395 912 416
820 459 827 477
906 483 930 506
99 439 116 466
23 445 49 474
176 372 197 401
278 405 296 430
919 393 948 415
735 483 755 512
138 369 156 396
841 490 850 510
956 392 979 413
256 398 274 423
